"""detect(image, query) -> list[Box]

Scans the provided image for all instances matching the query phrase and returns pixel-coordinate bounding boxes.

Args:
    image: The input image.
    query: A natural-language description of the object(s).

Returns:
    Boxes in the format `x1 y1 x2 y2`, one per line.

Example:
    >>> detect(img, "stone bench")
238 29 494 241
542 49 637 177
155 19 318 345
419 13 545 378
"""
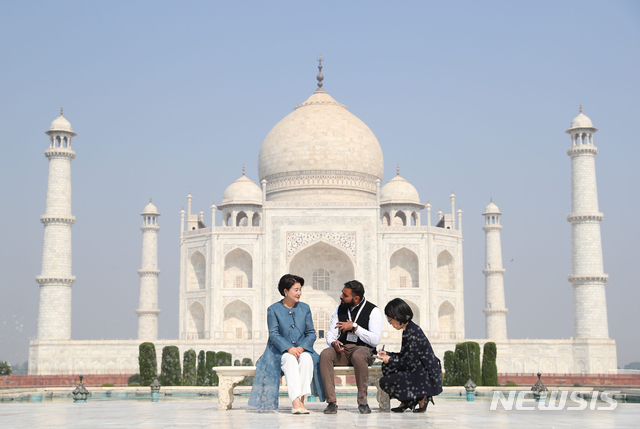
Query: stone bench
213 365 390 411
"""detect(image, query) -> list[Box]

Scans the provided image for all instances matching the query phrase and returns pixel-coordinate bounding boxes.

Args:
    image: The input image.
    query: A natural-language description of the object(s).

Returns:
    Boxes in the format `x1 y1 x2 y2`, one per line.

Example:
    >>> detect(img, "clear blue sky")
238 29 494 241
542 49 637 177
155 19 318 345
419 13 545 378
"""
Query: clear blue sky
1 1 638 367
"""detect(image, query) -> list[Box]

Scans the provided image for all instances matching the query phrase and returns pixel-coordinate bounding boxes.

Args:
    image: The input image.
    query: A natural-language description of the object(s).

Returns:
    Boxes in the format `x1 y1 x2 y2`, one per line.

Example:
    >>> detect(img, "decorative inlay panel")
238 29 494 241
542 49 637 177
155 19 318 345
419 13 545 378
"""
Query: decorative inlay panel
222 295 253 307
437 297 456 307
188 246 206 257
187 297 205 308
286 232 356 260
223 244 254 256
389 243 420 255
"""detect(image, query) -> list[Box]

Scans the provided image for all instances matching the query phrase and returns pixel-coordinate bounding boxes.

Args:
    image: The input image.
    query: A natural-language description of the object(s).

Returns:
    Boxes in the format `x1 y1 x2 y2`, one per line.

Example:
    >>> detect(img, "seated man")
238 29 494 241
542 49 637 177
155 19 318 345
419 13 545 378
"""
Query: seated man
320 280 382 414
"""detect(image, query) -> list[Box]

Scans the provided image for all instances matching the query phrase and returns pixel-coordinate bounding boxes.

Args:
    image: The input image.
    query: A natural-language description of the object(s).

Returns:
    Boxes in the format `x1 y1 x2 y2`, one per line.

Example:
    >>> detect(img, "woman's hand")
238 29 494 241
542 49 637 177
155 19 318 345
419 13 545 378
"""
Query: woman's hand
287 347 303 359
377 350 390 364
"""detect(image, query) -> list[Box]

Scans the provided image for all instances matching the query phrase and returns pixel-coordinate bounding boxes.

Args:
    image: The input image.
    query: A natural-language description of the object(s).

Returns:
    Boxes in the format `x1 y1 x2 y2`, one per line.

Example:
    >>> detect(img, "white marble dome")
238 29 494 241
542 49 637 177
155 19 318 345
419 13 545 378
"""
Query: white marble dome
50 114 74 132
258 88 384 201
141 201 159 215
221 175 262 205
484 201 501 214
380 175 421 205
570 112 593 129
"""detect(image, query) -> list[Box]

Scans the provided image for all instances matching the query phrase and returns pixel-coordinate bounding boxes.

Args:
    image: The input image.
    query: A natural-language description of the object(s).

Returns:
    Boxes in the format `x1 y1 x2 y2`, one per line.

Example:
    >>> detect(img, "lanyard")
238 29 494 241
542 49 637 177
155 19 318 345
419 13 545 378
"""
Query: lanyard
347 298 366 324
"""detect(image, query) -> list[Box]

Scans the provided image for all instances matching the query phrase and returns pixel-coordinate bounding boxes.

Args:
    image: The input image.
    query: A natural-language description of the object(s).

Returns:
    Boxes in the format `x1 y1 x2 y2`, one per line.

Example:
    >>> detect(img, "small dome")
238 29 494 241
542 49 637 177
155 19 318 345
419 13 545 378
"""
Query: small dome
484 201 501 214
570 112 593 129
221 176 262 206
380 175 421 205
50 114 74 132
141 201 159 215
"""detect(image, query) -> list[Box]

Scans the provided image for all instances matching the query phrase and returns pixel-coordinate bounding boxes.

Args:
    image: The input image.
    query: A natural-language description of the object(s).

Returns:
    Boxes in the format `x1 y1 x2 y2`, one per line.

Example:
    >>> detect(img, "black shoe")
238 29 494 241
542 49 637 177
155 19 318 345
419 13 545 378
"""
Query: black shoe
414 397 434 413
358 403 371 414
391 402 411 413
323 403 338 414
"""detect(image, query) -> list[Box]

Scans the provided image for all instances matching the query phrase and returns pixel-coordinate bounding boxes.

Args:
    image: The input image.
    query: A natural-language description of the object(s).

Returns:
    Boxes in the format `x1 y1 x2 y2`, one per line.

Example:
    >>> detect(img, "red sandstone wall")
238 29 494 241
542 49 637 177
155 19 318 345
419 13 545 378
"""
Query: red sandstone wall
0 374 134 388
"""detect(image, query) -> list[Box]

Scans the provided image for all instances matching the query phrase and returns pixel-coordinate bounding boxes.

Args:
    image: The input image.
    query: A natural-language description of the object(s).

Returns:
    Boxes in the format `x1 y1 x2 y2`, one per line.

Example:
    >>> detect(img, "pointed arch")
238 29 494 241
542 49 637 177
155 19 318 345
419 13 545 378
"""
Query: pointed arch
224 248 252 288
390 247 419 288
252 212 260 226
187 301 205 339
236 211 248 226
224 212 232 227
393 211 406 226
404 299 420 327
187 251 206 291
224 299 252 340
437 250 455 290
438 301 455 339
381 212 390 226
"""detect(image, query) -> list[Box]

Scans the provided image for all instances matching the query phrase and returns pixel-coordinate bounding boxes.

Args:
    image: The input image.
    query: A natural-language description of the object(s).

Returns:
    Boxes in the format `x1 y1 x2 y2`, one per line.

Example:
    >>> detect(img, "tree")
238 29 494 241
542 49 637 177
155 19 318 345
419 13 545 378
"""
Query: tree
182 349 197 386
238 358 254 386
442 350 455 386
160 346 182 386
0 361 12 376
454 342 482 386
138 342 157 386
624 362 640 370
205 351 216 386
197 350 206 386
481 342 498 386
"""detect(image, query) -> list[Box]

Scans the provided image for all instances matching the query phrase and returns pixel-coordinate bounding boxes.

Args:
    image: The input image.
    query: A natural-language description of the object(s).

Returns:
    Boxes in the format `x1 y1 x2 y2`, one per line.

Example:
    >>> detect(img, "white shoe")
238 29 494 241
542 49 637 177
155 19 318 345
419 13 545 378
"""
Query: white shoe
292 408 304 414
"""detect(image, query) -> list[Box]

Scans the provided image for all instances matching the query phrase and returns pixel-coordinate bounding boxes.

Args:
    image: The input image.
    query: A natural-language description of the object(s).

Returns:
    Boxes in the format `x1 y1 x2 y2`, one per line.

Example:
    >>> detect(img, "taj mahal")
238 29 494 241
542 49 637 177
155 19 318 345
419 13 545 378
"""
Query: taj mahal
28 63 617 376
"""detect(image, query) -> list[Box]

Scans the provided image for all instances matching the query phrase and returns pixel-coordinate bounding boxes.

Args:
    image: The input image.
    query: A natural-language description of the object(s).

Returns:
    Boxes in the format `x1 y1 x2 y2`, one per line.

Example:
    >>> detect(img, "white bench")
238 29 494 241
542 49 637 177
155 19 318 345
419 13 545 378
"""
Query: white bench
213 365 390 411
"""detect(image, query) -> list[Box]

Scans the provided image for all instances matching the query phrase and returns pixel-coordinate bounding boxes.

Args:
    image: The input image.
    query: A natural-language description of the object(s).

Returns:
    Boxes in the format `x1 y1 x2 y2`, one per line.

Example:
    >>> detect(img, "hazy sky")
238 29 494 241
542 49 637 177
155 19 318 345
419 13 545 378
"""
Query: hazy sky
1 1 638 367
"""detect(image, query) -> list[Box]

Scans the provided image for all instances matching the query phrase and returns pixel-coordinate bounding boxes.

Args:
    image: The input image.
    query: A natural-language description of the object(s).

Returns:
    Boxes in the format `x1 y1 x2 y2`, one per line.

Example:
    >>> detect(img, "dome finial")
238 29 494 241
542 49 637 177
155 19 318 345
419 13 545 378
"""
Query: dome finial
316 55 324 89
397 163 400 176
150 197 152 203
580 104 582 113
60 106 63 116
242 163 245 176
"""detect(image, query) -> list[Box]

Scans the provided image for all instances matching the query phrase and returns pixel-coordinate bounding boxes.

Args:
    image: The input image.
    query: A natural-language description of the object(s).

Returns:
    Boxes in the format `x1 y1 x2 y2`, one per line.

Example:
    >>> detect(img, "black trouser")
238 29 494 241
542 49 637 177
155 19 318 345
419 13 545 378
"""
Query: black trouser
379 372 422 403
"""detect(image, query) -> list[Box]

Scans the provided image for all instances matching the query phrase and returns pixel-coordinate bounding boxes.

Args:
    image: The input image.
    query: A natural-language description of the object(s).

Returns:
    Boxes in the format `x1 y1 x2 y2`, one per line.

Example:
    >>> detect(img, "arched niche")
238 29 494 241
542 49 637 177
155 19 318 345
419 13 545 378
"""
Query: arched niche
381 212 390 226
187 251 206 291
436 250 455 290
393 211 406 226
236 211 248 226
224 248 252 288
289 241 355 316
252 212 260 226
438 301 455 339
224 300 252 340
390 248 419 288
187 301 205 339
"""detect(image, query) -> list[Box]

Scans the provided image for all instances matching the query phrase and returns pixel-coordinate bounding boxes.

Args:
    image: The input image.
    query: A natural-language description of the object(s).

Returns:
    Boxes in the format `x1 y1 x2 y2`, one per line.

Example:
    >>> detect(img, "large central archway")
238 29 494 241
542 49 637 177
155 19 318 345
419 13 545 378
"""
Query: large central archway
289 241 355 326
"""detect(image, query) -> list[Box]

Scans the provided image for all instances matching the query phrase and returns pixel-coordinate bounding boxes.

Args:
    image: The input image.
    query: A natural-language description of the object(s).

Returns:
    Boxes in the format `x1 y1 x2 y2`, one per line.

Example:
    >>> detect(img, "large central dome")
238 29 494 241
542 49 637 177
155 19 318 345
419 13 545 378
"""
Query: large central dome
258 88 384 202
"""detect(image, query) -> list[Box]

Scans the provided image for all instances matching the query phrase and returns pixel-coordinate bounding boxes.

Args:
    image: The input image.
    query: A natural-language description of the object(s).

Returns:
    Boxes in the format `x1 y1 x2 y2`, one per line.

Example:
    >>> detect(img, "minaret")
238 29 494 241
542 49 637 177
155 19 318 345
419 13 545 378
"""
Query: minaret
136 199 161 340
36 109 77 340
482 199 508 340
566 107 609 339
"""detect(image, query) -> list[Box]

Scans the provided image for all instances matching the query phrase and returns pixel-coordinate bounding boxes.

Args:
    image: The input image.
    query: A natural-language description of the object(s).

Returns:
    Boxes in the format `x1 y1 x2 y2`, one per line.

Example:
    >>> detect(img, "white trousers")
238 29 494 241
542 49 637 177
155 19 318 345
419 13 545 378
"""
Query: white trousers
281 352 313 403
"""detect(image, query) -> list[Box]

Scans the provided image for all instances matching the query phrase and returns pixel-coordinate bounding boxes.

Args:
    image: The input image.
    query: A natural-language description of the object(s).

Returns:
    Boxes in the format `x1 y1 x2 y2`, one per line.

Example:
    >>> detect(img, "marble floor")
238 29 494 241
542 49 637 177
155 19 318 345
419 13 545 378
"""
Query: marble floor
1 396 639 428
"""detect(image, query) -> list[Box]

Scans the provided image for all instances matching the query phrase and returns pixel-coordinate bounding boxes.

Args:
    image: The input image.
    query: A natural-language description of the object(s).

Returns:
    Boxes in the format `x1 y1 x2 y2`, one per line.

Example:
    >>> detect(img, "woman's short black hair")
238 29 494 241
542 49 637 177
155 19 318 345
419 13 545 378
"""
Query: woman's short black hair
343 280 365 299
384 298 413 323
278 274 304 297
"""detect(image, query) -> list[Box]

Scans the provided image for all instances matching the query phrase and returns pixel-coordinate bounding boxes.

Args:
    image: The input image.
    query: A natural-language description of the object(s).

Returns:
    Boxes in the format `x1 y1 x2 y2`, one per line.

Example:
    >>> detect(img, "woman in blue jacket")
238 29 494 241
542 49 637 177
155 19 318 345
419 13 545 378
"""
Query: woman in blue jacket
248 274 325 412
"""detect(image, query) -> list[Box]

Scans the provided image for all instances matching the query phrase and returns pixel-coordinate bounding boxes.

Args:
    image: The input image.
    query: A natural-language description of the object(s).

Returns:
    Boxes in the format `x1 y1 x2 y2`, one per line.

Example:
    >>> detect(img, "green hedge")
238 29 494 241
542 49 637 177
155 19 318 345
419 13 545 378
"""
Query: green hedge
197 350 206 386
128 373 140 384
138 342 157 386
481 342 498 386
442 350 455 386
238 358 254 386
160 346 182 386
454 341 482 386
128 382 141 387
205 351 216 386
182 349 197 386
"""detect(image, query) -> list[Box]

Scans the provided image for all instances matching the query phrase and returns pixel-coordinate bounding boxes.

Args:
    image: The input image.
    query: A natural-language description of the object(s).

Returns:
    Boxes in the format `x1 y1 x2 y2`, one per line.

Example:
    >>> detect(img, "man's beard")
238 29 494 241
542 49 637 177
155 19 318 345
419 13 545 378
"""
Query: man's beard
339 300 351 310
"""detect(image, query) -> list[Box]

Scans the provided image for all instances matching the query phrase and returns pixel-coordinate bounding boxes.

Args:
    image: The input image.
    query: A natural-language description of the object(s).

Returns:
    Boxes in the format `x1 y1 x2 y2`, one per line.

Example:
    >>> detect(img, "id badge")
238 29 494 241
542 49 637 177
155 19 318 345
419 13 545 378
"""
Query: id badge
346 333 358 343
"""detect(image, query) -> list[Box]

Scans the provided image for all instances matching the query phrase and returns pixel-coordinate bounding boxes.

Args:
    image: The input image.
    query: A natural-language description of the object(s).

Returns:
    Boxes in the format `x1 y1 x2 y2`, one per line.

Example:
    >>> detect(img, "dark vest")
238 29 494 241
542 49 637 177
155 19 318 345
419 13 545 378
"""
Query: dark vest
337 299 377 350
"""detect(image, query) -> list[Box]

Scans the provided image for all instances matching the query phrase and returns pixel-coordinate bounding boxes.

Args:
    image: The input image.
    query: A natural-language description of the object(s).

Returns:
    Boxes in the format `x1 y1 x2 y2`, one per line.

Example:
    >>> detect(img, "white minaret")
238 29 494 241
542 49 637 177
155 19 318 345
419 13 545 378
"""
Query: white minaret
37 109 77 340
136 199 161 340
482 199 508 340
566 107 609 339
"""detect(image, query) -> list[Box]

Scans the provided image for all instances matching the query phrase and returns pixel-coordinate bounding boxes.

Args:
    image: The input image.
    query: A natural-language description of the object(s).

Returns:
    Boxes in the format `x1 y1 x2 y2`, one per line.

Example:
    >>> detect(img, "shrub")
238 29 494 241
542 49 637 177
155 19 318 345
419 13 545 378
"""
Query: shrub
481 342 498 386
234 359 241 366
210 351 232 386
182 349 197 386
454 342 482 386
160 346 182 386
128 373 140 384
197 350 206 386
128 382 141 387
138 342 157 387
101 383 115 387
504 381 518 387
443 350 455 386
0 361 12 376
205 351 216 386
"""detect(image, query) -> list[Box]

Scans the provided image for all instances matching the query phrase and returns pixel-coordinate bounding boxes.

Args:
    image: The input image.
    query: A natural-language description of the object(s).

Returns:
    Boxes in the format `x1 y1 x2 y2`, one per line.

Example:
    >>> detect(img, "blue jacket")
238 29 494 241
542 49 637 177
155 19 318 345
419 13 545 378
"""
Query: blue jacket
248 300 325 409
